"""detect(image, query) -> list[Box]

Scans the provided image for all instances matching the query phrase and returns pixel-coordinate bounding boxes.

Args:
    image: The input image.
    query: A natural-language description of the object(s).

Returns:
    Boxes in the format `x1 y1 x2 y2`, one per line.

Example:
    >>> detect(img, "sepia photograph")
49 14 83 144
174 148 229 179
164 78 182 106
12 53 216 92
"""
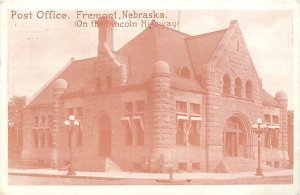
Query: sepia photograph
2 4 299 195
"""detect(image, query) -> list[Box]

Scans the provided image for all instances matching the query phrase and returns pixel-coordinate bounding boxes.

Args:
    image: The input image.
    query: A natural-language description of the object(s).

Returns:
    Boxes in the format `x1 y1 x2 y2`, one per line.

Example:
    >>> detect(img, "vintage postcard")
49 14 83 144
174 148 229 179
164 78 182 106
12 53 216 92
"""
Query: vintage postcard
1 1 299 195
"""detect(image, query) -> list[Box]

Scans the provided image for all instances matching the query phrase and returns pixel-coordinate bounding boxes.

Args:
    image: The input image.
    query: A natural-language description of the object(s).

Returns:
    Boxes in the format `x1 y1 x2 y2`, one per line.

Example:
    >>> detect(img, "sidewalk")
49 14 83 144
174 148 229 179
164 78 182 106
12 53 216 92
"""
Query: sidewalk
8 167 293 181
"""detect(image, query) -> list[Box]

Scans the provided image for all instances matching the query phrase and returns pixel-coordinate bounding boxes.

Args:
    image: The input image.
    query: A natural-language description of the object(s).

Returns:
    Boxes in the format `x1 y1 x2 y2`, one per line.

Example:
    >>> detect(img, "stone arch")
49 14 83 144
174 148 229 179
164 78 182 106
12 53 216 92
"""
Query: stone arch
223 112 252 158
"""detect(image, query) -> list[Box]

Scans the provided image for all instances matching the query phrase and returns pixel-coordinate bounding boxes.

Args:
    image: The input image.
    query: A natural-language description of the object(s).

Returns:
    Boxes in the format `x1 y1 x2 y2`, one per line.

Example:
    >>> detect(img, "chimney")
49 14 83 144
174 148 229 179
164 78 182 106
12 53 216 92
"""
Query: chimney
96 16 115 55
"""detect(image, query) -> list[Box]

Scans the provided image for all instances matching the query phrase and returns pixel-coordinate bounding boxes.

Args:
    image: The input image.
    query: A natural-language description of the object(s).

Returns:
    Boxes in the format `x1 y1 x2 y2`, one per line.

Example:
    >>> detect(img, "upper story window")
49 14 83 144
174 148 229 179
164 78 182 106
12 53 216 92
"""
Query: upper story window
181 67 190 78
136 101 144 112
235 78 242 97
246 80 252 99
190 103 200 115
176 101 187 113
264 114 271 123
41 116 46 124
125 102 133 113
223 75 230 95
272 115 279 124
34 116 39 125
48 115 53 124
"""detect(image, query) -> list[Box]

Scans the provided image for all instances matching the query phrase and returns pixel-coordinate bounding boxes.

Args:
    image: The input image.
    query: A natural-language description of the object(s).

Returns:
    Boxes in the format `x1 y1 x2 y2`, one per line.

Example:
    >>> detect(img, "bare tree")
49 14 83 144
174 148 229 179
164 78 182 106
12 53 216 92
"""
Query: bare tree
8 96 26 162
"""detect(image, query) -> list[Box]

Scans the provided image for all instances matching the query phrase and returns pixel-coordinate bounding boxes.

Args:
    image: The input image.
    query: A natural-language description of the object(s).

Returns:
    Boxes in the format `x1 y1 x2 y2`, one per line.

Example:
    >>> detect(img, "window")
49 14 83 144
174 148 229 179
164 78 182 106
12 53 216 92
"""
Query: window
272 115 279 124
181 67 190 78
95 78 101 91
106 76 112 90
125 102 133 113
47 130 52 147
246 80 252 99
192 163 200 170
176 119 186 145
39 131 45 148
121 117 133 145
189 121 199 145
235 78 242 97
41 116 46 124
176 101 187 113
178 163 188 170
266 129 279 148
133 118 144 145
190 103 200 115
33 130 38 148
223 75 230 95
34 116 39 125
48 116 53 124
264 114 271 123
136 101 144 112
126 123 133 145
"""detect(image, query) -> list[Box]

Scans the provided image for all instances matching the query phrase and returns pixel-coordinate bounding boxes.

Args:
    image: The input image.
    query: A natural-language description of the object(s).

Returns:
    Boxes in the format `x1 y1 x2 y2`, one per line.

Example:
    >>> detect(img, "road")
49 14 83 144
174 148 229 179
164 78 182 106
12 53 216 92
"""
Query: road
8 175 292 185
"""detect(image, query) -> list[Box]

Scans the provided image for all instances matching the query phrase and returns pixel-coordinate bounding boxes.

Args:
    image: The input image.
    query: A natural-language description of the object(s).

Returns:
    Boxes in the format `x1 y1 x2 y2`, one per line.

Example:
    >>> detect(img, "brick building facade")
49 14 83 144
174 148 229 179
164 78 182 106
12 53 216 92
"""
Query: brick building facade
22 17 289 172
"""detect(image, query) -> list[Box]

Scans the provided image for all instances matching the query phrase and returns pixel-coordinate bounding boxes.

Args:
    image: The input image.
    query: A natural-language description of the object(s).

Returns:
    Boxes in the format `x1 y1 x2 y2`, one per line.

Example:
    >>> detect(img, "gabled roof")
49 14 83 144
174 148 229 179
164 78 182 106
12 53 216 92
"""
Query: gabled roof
27 20 279 109
262 89 281 107
116 27 200 86
185 29 227 73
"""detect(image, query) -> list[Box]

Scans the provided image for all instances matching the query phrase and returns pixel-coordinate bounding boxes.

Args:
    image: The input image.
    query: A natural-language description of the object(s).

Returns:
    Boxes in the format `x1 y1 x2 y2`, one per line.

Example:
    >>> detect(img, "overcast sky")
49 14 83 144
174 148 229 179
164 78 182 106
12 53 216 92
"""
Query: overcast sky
8 10 293 109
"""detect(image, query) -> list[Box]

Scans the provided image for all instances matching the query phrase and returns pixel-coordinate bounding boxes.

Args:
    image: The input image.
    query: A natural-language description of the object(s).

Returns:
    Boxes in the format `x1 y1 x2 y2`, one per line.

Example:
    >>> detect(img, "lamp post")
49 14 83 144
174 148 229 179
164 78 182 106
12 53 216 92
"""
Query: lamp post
64 115 80 175
252 118 267 176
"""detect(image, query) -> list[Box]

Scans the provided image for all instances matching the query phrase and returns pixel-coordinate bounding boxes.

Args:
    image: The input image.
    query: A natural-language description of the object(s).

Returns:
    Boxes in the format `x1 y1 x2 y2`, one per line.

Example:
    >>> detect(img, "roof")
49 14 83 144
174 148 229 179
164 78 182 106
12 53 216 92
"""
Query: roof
262 89 281 107
27 20 279 109
27 57 96 108
116 27 198 85
185 29 227 73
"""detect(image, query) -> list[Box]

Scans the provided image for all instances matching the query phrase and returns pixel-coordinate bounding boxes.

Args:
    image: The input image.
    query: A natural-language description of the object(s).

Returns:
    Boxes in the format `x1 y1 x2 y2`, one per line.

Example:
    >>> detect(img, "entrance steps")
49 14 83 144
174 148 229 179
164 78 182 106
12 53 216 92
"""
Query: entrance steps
216 157 273 173
104 158 123 172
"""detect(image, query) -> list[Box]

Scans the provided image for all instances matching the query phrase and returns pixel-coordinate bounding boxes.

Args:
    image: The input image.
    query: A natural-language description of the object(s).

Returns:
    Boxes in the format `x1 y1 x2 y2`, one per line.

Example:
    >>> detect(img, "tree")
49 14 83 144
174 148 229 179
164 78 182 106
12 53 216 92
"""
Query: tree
8 96 26 161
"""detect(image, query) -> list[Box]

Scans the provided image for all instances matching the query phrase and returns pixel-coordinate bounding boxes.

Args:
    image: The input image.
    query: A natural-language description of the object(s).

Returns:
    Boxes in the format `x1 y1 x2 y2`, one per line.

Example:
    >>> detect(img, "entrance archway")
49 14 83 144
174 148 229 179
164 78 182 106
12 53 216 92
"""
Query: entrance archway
98 115 111 156
223 115 249 157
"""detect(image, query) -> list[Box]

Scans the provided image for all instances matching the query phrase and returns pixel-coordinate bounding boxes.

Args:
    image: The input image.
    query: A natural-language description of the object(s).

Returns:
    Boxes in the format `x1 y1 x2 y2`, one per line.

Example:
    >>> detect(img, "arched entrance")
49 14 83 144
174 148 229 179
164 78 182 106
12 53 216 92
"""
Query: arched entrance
98 115 111 156
223 115 249 157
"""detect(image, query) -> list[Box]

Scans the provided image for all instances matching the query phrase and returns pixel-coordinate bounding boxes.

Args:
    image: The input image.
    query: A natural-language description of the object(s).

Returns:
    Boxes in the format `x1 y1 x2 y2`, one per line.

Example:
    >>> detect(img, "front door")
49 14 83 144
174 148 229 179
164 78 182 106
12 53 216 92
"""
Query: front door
98 116 111 156
224 132 237 157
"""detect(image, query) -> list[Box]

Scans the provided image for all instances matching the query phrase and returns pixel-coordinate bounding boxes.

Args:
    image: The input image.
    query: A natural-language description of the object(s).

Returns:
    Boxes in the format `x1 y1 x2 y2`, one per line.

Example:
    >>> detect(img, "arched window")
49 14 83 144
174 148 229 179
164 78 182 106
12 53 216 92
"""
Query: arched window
235 78 242 97
181 67 190 78
223 75 230 95
246 80 252 99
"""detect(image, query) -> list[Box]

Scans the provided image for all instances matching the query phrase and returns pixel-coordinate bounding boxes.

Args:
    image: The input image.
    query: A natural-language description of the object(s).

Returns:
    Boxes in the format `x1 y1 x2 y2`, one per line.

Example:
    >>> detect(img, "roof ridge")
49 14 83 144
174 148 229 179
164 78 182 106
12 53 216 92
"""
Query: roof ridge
185 28 227 41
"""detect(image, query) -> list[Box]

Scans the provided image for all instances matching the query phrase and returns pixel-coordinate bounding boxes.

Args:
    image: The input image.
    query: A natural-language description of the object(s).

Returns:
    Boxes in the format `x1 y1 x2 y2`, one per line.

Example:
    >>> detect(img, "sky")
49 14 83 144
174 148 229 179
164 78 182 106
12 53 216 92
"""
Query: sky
8 10 293 109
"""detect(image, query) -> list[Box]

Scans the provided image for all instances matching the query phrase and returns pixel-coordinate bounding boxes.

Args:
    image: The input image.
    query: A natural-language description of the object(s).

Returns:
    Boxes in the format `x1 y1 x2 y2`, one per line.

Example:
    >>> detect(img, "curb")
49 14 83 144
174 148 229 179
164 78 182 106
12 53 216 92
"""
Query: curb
8 172 126 181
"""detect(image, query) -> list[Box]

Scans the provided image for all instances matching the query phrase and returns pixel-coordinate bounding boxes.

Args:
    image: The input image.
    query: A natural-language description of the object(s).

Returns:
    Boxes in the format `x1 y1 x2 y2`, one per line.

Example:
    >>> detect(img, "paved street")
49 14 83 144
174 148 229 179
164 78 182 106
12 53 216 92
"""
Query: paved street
9 174 292 185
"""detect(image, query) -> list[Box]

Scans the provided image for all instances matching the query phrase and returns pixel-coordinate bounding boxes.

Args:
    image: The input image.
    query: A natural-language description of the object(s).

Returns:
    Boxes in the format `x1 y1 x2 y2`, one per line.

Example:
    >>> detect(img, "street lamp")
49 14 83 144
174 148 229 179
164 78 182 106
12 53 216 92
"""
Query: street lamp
252 118 267 176
64 115 80 175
